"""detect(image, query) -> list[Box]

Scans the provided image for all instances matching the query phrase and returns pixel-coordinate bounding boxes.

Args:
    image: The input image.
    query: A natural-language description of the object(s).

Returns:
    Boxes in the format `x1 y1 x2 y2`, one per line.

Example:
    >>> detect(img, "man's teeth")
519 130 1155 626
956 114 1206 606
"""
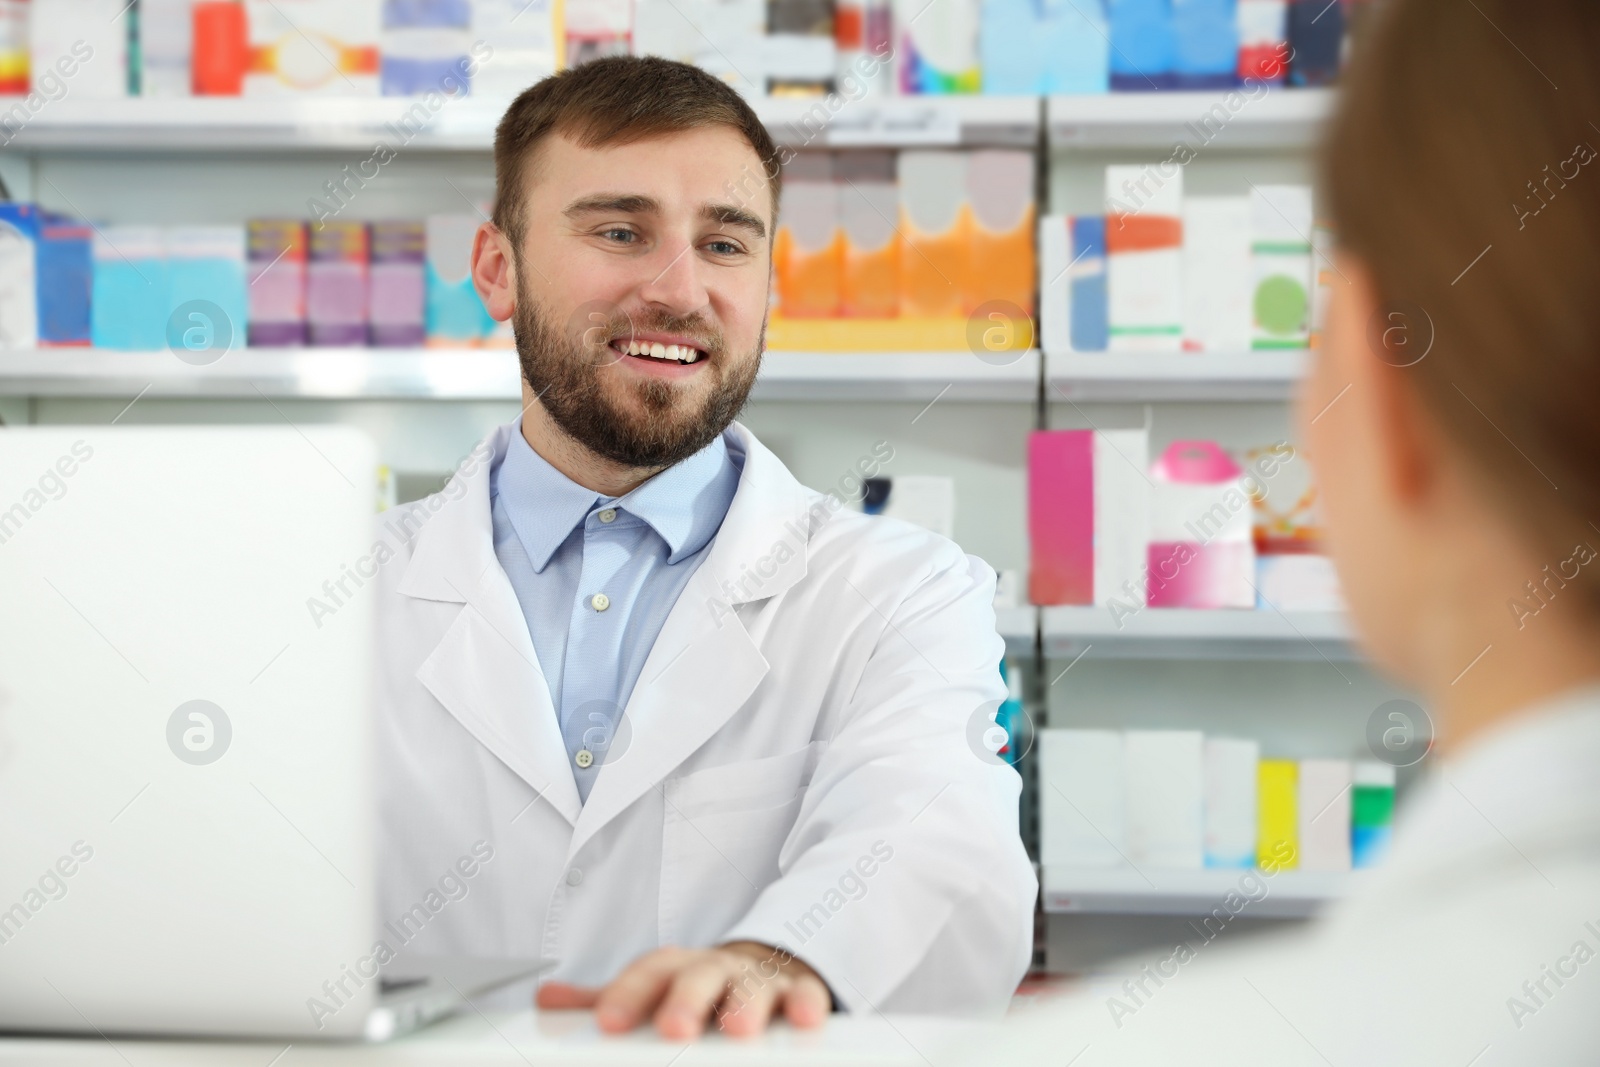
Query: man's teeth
619 339 701 364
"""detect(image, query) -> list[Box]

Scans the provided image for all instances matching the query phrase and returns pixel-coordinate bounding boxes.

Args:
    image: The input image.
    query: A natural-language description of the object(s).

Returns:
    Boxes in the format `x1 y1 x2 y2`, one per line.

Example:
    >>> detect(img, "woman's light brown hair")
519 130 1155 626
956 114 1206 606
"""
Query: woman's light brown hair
1323 0 1600 611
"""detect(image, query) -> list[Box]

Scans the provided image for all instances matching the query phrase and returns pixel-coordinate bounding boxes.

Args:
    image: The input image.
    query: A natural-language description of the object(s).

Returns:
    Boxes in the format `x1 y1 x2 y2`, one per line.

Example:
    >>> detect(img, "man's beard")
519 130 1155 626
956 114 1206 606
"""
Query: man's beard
512 283 763 471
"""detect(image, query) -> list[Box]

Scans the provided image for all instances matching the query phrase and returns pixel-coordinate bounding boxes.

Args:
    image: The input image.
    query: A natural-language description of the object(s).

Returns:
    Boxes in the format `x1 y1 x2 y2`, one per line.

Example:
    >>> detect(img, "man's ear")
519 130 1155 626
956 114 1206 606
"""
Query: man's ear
471 222 518 323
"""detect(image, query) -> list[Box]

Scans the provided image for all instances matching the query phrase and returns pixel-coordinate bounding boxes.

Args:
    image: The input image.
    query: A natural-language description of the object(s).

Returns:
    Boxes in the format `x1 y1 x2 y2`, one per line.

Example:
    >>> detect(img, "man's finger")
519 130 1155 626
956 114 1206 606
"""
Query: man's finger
781 972 832 1029
535 982 601 1010
593 948 691 1033
654 958 737 1040
717 964 783 1038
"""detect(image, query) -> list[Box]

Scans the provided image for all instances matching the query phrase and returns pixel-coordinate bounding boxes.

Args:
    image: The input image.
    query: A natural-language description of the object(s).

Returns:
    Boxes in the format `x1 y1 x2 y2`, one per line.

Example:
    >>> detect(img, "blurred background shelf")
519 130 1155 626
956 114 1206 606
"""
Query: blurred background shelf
1042 865 1351 918
1047 351 1309 402
759 350 1039 401
0 348 520 399
759 94 1040 147
0 95 1041 153
0 348 1041 402
996 605 1039 657
1042 605 1355 661
0 90 1328 153
0 96 508 152
1047 88 1335 149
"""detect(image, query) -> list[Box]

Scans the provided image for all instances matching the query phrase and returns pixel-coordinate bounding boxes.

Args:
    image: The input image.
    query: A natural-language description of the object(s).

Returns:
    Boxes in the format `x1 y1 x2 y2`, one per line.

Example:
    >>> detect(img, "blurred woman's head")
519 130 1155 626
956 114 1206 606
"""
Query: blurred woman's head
1303 0 1600 723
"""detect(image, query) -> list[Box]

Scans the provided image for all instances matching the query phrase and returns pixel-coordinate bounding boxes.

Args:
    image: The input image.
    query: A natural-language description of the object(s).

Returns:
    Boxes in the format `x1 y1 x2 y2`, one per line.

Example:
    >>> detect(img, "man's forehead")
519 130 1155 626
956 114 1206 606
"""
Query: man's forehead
531 128 774 218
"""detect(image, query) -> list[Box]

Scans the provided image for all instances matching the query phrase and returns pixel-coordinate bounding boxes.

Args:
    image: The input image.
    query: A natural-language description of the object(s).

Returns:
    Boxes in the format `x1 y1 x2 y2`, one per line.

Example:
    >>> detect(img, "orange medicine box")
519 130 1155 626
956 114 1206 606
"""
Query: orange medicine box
967 149 1035 316
774 151 843 319
897 150 970 318
836 151 900 318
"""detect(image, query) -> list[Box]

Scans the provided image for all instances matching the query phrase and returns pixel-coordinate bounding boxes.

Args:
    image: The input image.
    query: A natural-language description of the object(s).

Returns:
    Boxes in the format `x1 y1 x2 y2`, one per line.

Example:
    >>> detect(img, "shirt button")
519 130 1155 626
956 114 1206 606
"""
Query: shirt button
566 868 583 886
590 593 610 612
597 508 617 523
574 748 594 769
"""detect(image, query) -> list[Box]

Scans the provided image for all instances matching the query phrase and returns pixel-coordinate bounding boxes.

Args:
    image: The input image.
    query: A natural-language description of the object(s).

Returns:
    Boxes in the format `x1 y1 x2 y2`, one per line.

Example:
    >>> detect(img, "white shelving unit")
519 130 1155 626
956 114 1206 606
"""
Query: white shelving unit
1042 605 1354 662
0 94 1041 152
0 96 511 152
1047 88 1335 150
1043 865 1352 919
1047 351 1308 402
759 350 1039 402
2 89 1333 153
1032 85 1381 952
759 94 1040 148
0 349 1040 403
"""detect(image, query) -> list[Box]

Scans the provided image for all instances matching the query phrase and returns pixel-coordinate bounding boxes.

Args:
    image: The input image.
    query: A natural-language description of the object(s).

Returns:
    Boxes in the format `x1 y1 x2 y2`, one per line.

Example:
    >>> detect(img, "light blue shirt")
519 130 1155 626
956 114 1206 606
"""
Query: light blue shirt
488 421 743 804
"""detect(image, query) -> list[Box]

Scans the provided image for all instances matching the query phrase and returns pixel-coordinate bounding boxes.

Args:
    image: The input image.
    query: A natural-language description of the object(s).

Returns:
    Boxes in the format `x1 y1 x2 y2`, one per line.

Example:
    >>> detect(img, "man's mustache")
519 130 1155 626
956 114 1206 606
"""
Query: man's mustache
588 310 725 358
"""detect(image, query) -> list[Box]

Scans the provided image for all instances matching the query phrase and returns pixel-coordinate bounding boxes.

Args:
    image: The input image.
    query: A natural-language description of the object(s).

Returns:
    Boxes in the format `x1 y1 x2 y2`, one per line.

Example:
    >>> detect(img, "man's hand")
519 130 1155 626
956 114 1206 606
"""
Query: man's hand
534 941 831 1039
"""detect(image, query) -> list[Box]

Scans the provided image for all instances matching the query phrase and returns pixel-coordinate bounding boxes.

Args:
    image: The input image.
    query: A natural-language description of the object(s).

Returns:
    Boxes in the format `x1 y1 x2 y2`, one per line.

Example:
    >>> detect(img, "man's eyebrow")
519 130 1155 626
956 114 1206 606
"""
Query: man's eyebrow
703 202 767 240
563 194 661 218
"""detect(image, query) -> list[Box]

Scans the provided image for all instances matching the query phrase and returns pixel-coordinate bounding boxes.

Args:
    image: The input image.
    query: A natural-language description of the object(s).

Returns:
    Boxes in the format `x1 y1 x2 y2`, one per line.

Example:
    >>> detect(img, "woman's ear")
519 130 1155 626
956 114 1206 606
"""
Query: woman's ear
1362 287 1440 514
1311 255 1440 518
471 222 518 323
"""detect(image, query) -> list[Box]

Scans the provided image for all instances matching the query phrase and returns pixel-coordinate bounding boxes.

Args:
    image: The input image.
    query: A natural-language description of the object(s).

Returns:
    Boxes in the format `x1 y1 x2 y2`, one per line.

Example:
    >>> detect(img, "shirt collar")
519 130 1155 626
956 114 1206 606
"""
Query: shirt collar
490 421 740 571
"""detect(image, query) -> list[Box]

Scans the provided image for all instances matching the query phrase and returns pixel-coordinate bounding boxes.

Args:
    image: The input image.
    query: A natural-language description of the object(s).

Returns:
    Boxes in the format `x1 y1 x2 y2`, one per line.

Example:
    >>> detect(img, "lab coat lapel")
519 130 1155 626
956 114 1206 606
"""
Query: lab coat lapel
568 422 816 858
398 424 584 826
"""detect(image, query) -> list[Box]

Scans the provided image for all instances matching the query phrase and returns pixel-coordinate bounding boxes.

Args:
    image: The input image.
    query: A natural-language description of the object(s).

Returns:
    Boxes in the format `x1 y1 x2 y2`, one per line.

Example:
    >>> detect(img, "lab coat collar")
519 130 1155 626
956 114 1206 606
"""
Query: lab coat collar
396 419 818 836
397 422 583 825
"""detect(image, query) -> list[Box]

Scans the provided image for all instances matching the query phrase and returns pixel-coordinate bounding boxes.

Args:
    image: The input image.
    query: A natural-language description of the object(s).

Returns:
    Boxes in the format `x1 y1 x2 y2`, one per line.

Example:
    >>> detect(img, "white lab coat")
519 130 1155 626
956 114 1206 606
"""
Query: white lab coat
370 421 1037 1014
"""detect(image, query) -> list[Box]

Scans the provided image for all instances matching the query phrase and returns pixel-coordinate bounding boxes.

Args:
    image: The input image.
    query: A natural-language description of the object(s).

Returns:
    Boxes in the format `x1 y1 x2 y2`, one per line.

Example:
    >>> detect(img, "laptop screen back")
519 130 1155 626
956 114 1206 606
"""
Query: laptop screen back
0 426 379 1039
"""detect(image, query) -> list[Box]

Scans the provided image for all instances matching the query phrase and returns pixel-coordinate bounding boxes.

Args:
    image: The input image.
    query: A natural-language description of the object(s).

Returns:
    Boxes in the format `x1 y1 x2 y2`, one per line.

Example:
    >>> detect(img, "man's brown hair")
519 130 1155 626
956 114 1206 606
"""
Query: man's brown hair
1323 0 1600 611
492 56 783 247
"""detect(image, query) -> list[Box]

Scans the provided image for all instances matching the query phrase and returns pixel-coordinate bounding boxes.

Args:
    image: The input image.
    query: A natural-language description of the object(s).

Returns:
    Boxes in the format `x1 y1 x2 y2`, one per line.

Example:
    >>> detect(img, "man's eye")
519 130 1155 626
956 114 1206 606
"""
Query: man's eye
601 228 636 243
705 240 742 256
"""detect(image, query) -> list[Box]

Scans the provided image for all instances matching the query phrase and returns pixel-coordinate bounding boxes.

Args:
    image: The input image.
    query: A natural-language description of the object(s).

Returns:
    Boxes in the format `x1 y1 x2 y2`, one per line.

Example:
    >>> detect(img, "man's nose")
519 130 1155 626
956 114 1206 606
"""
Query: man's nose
636 238 710 317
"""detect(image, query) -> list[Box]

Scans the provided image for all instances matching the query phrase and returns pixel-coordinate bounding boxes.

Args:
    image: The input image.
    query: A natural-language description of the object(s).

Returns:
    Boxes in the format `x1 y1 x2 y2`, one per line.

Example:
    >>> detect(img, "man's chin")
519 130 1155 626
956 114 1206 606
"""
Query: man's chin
584 381 723 460
597 373 708 421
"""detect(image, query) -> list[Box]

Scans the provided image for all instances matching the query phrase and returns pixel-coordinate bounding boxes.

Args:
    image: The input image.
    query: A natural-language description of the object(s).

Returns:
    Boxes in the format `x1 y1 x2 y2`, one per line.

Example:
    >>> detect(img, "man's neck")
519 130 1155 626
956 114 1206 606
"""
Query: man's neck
519 394 664 498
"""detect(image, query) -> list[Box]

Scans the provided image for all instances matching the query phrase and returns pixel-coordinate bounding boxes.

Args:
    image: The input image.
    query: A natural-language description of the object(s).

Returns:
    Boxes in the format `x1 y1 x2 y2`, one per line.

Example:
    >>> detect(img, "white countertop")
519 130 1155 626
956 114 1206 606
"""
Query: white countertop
0 1008 1001 1066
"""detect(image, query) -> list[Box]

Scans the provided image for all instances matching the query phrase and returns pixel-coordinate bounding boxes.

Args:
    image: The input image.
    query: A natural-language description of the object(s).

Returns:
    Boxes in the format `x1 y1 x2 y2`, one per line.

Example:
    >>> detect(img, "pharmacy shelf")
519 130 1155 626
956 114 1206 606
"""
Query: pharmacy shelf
758 350 1039 401
0 94 1040 153
1047 88 1336 150
758 95 1040 148
0 348 1041 402
1046 350 1308 402
0 96 509 152
996 605 1039 658
1042 605 1355 662
1043 865 1352 918
0 348 521 399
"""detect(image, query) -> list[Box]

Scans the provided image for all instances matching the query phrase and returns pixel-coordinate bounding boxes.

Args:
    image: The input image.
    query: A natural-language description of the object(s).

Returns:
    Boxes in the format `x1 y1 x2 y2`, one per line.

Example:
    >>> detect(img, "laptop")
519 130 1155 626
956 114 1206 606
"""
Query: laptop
0 426 550 1041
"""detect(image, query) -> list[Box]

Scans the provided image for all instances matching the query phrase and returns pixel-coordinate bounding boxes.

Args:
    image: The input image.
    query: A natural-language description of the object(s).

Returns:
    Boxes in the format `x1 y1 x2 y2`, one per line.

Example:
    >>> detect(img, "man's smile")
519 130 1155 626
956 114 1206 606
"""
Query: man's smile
608 332 712 376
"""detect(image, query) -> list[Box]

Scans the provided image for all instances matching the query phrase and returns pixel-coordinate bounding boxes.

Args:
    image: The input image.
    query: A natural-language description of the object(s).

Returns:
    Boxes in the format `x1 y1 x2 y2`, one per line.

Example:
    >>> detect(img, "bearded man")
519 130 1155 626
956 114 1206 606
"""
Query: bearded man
372 55 1035 1040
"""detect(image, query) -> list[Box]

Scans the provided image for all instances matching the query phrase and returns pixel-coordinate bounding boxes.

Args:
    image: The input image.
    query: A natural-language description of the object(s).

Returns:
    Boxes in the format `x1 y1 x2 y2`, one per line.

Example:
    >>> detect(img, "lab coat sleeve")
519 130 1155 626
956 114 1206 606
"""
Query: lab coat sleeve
719 534 1038 1016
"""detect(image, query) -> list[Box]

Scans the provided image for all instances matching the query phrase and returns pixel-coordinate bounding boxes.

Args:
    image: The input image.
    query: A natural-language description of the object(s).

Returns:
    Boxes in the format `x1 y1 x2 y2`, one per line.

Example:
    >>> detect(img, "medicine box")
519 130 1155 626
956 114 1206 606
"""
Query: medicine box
1106 163 1183 351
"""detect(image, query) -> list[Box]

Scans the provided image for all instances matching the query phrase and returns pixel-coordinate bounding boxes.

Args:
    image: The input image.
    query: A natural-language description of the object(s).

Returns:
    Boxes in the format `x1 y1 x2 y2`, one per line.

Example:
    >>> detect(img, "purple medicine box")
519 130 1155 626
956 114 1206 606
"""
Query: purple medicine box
308 221 370 347
247 220 308 346
369 220 426 347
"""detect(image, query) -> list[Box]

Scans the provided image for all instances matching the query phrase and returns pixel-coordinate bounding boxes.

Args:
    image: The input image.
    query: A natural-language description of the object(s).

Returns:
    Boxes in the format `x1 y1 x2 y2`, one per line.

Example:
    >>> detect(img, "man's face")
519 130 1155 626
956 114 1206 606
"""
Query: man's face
508 126 773 469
